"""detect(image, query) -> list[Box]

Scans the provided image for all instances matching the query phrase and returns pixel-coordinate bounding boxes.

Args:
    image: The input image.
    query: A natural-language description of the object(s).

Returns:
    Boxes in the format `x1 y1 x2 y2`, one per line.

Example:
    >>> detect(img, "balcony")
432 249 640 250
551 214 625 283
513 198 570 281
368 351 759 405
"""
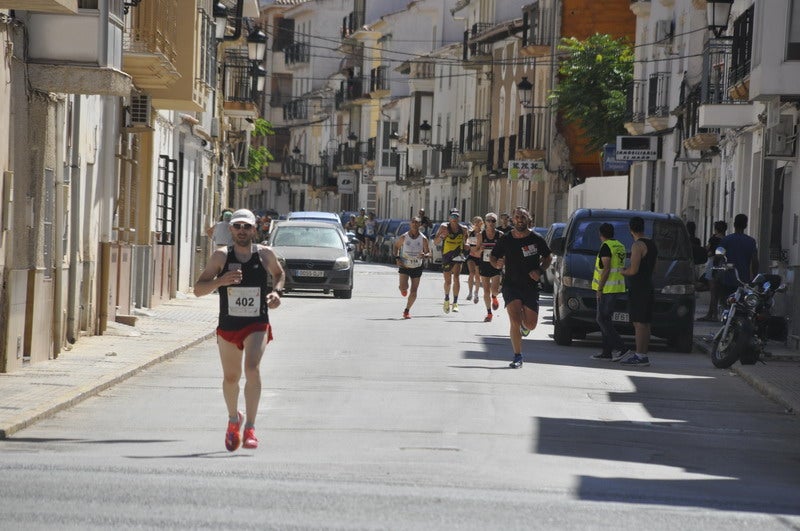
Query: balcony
0 0 76 12
646 72 670 131
629 0 651 17
682 84 720 151
623 80 647 135
25 6 131 96
284 41 310 67
521 1 555 58
122 0 180 91
150 0 214 111
222 49 259 119
340 76 369 105
460 119 489 162
441 143 468 177
697 39 754 129
462 23 493 70
369 66 389 98
282 99 308 122
341 10 365 40
517 109 549 160
728 5 753 101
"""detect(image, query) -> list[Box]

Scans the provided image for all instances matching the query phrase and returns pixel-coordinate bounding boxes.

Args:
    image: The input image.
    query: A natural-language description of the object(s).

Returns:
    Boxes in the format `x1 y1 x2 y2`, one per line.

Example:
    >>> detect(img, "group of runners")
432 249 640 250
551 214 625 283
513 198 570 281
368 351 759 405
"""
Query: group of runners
393 206 551 369
193 205 551 452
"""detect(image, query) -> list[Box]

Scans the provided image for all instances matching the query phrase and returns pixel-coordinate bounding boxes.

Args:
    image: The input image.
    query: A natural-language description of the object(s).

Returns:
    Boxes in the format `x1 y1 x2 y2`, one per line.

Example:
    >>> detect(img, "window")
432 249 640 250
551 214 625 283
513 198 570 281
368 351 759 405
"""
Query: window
78 0 98 8
381 121 398 168
156 156 178 246
789 0 800 59
198 9 217 88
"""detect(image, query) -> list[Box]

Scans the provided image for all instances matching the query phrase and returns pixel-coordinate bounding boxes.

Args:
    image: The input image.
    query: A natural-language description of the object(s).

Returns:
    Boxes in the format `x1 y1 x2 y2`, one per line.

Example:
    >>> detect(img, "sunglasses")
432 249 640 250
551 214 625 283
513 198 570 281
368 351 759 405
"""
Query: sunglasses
232 223 253 230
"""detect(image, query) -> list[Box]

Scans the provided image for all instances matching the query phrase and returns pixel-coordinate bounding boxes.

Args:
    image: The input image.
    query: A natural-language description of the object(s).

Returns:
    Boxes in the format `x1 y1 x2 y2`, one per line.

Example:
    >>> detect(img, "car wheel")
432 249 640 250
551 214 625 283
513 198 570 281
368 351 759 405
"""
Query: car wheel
553 299 573 346
670 325 694 353
333 289 352 299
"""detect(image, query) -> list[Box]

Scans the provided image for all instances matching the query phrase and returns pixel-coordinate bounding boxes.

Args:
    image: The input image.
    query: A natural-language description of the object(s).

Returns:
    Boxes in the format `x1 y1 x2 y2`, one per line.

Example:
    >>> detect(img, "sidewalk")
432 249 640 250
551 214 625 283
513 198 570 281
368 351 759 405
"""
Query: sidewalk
0 293 219 438
693 289 800 414
1 290 798 439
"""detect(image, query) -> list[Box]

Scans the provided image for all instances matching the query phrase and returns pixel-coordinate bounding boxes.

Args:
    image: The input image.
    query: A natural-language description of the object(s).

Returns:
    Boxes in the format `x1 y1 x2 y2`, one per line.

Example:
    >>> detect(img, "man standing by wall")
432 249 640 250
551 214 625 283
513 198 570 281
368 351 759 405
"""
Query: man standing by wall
719 214 759 296
591 223 629 361
620 216 657 368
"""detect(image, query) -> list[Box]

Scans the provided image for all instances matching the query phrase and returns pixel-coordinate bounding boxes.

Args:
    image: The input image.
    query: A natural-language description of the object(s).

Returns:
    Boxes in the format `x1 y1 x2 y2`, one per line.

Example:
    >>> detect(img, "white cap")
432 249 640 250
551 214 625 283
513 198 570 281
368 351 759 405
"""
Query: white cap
229 208 256 225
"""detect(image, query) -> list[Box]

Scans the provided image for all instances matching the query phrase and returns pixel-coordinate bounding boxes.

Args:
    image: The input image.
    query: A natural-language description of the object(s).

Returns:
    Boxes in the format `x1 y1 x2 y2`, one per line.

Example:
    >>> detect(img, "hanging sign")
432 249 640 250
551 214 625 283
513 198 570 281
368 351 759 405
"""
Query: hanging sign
509 160 545 181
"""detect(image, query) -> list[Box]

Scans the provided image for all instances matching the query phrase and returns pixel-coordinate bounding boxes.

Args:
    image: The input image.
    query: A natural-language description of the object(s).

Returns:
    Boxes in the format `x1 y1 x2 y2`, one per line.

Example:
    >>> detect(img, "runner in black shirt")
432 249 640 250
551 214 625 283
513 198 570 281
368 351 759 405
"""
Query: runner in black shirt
490 207 551 368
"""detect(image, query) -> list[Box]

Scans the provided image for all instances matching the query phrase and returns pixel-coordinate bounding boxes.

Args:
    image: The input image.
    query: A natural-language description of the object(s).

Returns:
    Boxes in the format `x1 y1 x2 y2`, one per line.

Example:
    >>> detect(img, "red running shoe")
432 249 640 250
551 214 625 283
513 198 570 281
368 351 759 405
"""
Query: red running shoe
491 296 499 311
403 309 411 319
225 411 243 452
484 314 492 322
242 426 259 449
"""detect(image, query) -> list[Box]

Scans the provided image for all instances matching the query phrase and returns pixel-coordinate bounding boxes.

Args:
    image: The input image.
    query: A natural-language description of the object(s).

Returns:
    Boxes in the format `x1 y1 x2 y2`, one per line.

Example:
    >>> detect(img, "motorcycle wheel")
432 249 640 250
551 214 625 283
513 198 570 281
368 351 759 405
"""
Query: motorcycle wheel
711 317 750 369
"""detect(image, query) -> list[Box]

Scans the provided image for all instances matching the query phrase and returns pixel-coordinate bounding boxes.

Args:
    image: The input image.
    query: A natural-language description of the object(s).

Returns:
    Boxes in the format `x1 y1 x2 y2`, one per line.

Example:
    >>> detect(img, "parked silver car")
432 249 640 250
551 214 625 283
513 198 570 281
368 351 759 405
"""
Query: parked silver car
268 221 354 299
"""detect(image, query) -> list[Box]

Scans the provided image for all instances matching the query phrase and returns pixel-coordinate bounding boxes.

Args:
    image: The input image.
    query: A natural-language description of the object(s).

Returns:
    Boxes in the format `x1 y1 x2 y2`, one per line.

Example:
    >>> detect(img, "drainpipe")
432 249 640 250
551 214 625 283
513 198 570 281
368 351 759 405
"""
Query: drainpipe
66 96 81 343
52 97 67 352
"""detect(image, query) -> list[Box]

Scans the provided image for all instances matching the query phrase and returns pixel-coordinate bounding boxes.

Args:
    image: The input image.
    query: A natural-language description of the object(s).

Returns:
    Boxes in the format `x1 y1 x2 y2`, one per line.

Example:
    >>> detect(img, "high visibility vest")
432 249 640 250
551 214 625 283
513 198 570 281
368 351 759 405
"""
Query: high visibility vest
592 239 626 293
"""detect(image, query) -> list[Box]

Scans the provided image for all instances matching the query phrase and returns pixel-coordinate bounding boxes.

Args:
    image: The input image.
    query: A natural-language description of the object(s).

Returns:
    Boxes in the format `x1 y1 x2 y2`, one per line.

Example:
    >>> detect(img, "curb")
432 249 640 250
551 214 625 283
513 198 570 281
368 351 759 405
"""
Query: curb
693 336 799 415
0 331 215 439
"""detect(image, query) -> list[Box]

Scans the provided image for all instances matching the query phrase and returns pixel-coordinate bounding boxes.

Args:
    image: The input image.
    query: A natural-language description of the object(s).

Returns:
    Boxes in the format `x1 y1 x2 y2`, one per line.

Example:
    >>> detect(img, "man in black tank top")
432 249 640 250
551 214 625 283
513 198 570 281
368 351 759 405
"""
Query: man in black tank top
195 209 285 451
620 216 657 367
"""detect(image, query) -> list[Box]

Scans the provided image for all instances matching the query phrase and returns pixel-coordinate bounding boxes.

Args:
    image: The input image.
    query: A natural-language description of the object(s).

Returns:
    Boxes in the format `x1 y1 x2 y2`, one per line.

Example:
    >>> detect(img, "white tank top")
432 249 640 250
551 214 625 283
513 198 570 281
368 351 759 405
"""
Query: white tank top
402 232 425 268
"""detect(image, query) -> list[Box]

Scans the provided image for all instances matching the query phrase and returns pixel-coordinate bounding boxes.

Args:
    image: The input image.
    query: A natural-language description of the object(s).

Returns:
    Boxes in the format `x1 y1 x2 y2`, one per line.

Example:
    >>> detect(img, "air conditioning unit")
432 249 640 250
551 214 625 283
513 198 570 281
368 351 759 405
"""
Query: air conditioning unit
765 115 798 159
655 20 674 45
123 92 153 131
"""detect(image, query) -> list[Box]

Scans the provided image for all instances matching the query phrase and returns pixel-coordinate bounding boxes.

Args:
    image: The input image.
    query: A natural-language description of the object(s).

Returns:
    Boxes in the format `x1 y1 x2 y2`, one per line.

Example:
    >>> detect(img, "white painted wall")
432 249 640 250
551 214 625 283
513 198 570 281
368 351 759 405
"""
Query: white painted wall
567 175 628 214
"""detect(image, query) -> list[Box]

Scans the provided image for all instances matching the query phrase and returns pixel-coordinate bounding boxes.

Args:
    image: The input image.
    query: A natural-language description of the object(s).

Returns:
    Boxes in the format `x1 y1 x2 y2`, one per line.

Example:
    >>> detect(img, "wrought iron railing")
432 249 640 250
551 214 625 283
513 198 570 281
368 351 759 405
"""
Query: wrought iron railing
624 80 647 122
647 72 670 118
223 49 257 103
284 41 310 65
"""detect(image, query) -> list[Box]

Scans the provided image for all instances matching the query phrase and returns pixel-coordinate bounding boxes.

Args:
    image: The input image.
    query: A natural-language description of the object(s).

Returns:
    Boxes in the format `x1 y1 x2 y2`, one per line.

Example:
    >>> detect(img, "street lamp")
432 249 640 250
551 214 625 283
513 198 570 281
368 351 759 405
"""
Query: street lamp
706 0 733 38
389 130 401 152
347 131 359 149
517 76 533 108
247 27 268 61
213 2 229 39
252 63 267 92
419 120 432 145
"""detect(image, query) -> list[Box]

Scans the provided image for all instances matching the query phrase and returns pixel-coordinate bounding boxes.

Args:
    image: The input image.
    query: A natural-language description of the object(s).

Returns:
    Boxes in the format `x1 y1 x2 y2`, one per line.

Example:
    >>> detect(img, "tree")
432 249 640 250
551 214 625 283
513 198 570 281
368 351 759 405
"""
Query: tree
238 117 275 186
549 34 633 153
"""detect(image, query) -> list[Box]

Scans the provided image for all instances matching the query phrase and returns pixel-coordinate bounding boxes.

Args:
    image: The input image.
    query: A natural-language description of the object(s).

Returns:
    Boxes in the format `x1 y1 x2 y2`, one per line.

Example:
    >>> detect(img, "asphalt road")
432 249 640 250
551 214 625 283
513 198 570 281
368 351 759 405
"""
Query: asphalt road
1 263 800 530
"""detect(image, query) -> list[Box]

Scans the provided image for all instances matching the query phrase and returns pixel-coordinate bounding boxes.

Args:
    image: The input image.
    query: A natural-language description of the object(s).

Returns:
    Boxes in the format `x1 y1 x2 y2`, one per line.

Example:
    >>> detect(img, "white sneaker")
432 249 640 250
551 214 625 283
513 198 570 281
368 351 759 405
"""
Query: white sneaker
611 349 631 362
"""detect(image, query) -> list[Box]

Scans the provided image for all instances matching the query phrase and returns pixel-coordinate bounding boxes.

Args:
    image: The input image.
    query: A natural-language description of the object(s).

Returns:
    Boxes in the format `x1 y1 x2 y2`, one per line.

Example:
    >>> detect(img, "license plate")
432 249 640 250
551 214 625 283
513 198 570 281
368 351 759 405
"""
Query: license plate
295 269 324 277
613 312 630 322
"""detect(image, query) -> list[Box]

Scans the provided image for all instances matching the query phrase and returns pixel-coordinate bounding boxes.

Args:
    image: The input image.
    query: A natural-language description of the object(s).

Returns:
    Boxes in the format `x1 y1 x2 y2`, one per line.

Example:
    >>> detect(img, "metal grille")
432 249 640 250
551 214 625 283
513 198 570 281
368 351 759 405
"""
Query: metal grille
156 155 177 245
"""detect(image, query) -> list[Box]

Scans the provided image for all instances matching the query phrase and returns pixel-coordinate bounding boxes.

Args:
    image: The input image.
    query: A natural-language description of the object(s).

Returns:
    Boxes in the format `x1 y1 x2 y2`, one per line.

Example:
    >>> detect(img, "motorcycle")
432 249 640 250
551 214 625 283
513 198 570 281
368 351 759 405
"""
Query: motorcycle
710 248 789 368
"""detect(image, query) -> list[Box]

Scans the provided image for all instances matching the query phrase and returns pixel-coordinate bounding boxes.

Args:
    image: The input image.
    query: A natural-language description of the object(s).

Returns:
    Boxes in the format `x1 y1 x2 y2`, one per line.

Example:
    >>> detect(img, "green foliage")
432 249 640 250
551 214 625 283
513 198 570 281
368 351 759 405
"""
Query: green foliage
549 34 634 152
237 118 276 187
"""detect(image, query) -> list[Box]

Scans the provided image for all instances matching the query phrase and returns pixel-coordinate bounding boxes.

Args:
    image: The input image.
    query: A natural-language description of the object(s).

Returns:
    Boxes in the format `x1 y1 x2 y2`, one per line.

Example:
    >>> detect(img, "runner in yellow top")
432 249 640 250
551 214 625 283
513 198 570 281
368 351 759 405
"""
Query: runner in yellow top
433 209 469 313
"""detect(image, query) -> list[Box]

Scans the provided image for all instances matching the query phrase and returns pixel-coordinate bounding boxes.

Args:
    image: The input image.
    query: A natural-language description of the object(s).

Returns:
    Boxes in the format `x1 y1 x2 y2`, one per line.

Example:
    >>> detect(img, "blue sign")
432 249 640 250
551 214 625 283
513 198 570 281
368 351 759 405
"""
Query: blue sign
603 144 632 172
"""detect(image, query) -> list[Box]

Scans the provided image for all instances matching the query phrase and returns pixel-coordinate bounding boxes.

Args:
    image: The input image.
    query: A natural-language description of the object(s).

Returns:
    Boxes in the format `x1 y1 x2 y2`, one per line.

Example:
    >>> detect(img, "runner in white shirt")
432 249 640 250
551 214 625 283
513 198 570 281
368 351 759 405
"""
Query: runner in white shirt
393 216 431 319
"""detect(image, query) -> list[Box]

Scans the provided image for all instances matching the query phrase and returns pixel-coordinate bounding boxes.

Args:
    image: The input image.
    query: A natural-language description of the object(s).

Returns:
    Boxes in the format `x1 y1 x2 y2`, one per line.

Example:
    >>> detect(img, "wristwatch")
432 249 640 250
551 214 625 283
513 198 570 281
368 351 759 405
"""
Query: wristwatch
273 289 284 296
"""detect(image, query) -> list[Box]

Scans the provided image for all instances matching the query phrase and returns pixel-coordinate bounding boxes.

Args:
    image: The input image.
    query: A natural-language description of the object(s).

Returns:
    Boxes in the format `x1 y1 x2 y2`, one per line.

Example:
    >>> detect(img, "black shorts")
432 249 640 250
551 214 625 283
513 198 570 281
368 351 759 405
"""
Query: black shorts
399 266 424 279
479 263 502 278
356 233 366 242
466 255 481 265
628 290 654 323
501 283 540 313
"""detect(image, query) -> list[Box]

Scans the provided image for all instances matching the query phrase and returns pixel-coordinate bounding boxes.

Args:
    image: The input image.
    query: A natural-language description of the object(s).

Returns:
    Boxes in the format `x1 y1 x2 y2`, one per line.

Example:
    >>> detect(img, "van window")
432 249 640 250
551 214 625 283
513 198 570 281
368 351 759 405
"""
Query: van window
568 218 690 260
